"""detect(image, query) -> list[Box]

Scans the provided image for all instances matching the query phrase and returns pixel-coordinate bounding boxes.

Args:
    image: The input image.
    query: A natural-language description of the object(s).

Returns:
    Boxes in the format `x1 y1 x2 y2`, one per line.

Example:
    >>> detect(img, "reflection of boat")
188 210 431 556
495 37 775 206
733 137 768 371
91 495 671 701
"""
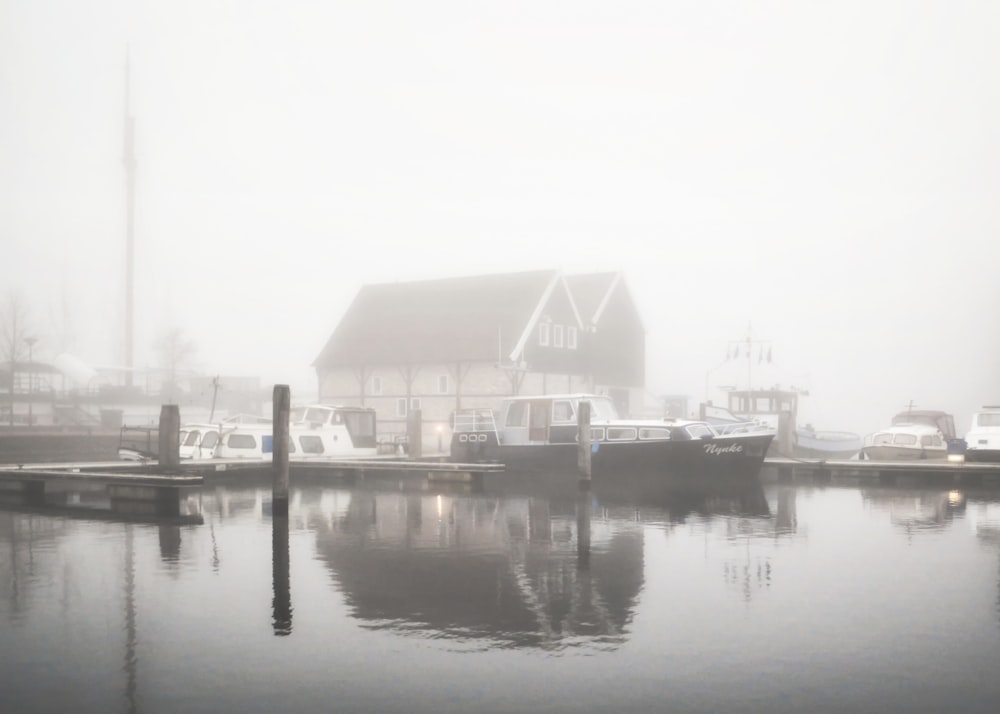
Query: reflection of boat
452 393 774 476
861 409 955 461
589 469 771 519
964 406 1000 463
794 425 862 460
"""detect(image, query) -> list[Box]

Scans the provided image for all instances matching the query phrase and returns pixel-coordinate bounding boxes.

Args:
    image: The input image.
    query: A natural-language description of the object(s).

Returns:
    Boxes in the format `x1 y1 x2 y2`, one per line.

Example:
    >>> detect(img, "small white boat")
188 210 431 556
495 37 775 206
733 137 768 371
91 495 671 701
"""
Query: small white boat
861 409 955 461
964 406 1000 463
121 405 379 462
212 404 378 460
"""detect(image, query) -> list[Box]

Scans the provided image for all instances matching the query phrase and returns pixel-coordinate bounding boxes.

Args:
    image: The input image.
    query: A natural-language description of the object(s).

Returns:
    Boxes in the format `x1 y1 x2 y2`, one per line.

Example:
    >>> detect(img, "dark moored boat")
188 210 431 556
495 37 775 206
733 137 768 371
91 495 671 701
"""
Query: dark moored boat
451 393 774 477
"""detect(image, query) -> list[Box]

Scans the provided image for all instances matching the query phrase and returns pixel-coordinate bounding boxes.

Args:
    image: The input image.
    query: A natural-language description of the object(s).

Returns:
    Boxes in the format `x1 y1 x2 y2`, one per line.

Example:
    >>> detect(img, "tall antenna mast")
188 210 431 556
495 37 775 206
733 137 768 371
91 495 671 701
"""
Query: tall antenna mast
124 46 136 387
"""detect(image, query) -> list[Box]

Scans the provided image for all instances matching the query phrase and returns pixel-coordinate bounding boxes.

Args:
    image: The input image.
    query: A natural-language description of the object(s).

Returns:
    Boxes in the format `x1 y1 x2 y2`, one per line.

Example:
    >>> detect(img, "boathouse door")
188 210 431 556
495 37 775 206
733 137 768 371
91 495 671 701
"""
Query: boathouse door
529 400 550 442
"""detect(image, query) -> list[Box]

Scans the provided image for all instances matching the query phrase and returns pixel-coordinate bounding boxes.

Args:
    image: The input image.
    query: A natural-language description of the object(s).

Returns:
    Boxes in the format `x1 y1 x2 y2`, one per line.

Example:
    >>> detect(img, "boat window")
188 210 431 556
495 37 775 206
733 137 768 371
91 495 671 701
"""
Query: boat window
290 407 306 422
300 435 325 454
304 408 330 424
607 427 637 441
201 431 219 449
183 430 201 446
228 434 257 450
552 400 575 423
589 427 605 441
506 401 528 428
685 424 715 439
873 433 893 445
638 427 671 440
893 433 917 446
343 410 376 438
920 435 934 447
977 413 1000 427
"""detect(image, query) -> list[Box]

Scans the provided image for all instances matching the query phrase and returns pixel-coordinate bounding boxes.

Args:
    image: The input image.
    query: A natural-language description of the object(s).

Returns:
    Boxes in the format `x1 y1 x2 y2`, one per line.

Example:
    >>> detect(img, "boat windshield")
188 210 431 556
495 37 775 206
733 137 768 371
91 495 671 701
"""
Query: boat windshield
582 397 619 420
976 413 1000 427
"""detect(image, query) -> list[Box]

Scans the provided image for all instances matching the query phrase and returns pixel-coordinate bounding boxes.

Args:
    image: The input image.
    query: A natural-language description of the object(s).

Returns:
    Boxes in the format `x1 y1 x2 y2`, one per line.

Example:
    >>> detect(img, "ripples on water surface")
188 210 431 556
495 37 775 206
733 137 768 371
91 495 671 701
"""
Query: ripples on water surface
2 470 1000 713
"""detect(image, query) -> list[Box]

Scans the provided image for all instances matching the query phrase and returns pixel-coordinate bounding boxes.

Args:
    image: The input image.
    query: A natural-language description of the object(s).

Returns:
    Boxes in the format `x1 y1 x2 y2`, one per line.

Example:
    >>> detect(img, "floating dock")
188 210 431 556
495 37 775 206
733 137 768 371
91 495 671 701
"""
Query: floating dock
761 456 1000 486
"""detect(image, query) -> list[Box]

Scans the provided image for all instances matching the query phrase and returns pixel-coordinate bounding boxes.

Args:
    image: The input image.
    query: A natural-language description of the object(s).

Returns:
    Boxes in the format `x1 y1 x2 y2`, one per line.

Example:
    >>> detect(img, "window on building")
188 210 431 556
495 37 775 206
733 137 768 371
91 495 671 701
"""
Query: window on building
538 322 550 346
371 375 383 395
438 375 448 394
410 398 422 412
567 326 578 349
396 398 407 417
553 324 564 348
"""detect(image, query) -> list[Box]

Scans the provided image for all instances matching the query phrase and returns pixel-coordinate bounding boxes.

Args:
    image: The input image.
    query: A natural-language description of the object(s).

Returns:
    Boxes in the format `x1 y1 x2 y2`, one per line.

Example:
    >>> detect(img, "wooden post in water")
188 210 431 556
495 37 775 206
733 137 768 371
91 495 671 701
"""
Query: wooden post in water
272 384 290 517
157 404 180 471
577 399 592 481
407 408 422 459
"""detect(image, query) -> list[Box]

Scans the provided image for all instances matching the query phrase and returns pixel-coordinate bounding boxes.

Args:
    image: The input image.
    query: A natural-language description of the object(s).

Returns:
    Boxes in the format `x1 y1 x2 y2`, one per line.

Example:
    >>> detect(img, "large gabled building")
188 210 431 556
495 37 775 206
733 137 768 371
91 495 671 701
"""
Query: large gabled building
312 270 645 450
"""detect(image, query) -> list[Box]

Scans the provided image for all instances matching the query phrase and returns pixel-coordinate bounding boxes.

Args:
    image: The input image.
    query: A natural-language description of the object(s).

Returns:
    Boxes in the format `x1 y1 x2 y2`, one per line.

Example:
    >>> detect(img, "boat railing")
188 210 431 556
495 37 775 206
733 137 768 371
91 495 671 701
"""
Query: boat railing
452 408 498 433
711 419 774 436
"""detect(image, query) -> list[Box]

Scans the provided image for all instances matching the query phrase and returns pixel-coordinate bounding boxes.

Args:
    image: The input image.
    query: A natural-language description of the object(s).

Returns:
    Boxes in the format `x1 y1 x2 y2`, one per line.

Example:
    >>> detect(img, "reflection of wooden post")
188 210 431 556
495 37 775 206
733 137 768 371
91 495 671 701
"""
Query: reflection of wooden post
272 515 292 636
577 400 592 481
576 487 591 570
158 404 180 471
407 409 422 459
272 385 290 517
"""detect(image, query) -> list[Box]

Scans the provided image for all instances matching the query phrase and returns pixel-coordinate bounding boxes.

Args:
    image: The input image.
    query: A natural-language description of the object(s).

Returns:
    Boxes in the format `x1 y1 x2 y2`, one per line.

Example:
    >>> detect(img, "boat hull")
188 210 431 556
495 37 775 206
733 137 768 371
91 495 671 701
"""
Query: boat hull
965 448 1000 463
860 445 947 461
794 430 861 460
455 432 774 477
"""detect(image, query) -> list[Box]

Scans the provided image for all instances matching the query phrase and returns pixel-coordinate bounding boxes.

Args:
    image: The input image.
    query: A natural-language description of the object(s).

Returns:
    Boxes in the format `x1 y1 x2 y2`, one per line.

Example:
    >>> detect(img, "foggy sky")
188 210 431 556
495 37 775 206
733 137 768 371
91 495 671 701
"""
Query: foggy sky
2 0 998 437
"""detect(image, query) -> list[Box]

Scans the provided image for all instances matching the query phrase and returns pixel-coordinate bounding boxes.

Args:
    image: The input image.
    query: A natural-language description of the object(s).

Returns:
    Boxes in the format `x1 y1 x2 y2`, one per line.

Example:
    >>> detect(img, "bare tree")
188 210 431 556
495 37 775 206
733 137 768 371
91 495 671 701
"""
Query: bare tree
155 327 197 403
1 292 33 425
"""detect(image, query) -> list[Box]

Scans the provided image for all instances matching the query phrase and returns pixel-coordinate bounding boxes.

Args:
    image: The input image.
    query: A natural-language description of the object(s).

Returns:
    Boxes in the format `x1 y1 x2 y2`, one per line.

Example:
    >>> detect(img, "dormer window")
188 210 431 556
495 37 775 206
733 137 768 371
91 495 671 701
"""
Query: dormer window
553 324 564 348
538 322 550 346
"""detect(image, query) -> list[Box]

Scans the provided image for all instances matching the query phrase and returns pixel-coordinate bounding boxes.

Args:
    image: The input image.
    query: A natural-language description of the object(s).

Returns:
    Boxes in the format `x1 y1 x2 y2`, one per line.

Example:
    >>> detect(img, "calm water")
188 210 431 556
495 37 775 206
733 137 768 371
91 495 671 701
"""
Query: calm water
3 470 1000 714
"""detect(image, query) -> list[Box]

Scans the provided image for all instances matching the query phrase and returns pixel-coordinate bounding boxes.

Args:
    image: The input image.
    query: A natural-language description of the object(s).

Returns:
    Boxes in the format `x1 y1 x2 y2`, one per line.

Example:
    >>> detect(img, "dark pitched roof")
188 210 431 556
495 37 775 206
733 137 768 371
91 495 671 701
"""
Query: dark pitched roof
313 270 559 367
563 272 619 325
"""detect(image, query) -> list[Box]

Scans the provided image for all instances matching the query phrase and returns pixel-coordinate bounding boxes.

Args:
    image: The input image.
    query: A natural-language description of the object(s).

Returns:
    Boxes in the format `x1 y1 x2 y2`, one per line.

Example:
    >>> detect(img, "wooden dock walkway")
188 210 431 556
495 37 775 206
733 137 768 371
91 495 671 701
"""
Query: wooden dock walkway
761 456 1000 485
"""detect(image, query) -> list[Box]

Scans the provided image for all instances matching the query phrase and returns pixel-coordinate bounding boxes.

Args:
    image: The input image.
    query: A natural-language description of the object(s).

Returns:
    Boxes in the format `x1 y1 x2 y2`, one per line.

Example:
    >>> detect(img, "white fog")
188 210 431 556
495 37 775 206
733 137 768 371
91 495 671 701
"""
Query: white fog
2 0 998 438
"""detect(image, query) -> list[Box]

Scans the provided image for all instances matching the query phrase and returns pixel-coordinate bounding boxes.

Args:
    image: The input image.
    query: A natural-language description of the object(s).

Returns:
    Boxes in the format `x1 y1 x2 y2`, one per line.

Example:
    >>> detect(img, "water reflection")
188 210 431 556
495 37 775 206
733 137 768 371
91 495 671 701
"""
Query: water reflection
861 487 968 534
272 514 292 635
312 488 637 650
5 476 1000 713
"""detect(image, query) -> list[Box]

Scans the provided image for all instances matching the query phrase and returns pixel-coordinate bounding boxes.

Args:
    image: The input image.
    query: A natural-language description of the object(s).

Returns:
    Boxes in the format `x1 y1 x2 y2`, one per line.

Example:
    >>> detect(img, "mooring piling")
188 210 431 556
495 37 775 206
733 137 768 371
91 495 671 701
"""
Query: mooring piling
272 384 290 517
158 404 180 471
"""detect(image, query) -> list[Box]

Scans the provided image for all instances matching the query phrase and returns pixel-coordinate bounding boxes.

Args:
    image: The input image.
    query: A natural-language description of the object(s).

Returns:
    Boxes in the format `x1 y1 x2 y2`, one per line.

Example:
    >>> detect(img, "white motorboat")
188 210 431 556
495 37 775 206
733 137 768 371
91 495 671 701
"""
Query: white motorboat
964 406 1000 463
861 409 955 461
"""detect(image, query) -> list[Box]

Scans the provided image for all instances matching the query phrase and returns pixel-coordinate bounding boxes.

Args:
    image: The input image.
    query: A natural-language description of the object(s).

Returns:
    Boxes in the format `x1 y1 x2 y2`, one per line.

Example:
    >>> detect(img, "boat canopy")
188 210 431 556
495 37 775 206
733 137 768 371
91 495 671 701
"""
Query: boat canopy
891 410 955 439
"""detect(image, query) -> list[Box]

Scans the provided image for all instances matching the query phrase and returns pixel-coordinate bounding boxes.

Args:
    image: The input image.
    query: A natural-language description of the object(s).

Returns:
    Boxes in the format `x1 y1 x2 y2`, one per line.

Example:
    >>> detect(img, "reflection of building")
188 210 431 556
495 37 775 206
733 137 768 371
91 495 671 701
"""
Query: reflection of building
312 490 643 648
